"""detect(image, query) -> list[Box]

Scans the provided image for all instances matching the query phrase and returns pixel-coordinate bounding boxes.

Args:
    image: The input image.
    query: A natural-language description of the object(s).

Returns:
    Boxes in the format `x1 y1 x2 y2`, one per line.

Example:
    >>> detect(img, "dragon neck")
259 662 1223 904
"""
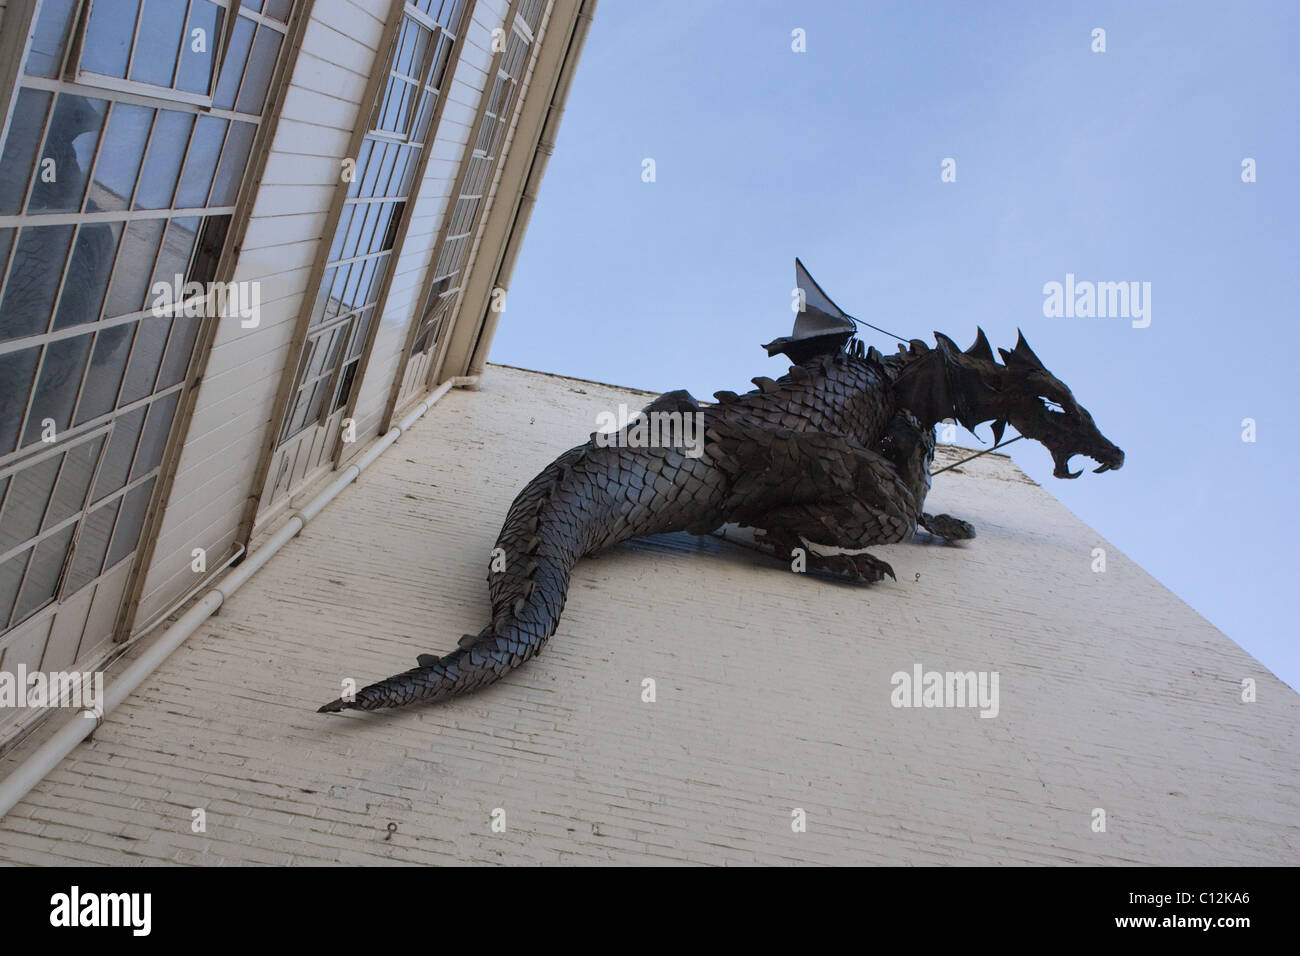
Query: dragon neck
886 345 1002 433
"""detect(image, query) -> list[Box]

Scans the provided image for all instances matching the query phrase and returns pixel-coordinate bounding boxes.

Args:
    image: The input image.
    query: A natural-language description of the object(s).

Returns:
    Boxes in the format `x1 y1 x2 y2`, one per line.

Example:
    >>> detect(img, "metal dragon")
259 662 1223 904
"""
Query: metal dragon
319 261 1123 713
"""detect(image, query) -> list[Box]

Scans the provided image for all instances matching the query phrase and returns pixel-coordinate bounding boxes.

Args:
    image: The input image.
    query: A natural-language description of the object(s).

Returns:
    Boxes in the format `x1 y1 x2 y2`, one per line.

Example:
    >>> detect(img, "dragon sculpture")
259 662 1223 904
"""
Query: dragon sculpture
319 261 1123 713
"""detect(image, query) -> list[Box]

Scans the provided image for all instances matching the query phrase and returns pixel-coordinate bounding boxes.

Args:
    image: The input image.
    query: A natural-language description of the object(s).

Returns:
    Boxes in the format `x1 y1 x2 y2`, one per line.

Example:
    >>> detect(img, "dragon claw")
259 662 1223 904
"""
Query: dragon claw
921 513 976 541
810 551 895 584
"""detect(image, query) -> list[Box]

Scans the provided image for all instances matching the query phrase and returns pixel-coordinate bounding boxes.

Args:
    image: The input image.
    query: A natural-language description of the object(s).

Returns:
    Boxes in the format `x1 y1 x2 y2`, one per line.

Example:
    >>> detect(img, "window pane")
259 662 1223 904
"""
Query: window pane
175 116 228 208
334 360 357 411
263 0 294 22
0 454 61 552
354 257 378 307
446 0 470 31
391 81 415 134
465 155 491 194
379 80 411 134
342 202 370 259
130 0 187 87
209 120 256 206
188 215 230 285
103 218 165 318
394 21 418 77
328 262 351 311
12 522 75 624
348 310 372 359
411 90 436 144
341 257 365 307
75 323 134 424
176 1 224 94
328 205 355 261
0 89 51 215
82 0 138 79
53 221 123 330
0 549 29 627
304 327 336 379
236 25 282 115
91 406 146 502
130 391 180 480
297 380 327 431
310 267 337 324
407 24 432 80
382 203 402 251
0 348 40 453
0 224 75 341
410 325 429 355
87 103 153 212
22 332 93 446
118 315 170 405
157 312 200 389
152 217 200 289
346 140 373 198
45 434 106 530
105 478 154 569
352 203 380 257
63 497 119 596
135 111 195 211
213 15 255 111
25 0 79 78
373 142 399 197
28 94 107 214
431 35 453 90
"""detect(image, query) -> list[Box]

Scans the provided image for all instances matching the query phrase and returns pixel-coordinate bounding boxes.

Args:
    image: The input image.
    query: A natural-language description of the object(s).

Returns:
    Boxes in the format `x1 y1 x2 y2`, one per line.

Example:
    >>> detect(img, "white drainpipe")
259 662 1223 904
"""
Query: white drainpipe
0 377 474 820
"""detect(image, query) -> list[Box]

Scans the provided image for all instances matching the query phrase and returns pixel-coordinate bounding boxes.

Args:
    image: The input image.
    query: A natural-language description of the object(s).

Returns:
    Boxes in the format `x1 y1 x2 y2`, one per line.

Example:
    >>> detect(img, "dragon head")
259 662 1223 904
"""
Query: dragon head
932 328 1124 479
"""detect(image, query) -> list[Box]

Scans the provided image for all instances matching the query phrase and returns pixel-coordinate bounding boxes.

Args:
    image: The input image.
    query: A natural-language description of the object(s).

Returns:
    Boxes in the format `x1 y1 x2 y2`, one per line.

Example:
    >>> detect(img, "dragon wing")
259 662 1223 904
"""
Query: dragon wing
763 258 857 362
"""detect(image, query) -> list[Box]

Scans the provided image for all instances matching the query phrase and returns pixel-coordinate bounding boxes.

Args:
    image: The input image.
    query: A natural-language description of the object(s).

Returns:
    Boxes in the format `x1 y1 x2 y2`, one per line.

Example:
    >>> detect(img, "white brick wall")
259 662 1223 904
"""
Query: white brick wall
1 364 1294 864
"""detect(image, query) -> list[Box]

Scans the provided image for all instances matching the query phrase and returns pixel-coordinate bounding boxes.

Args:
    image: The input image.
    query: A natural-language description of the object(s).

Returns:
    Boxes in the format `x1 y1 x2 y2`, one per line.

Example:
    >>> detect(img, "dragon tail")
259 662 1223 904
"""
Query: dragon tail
318 446 594 713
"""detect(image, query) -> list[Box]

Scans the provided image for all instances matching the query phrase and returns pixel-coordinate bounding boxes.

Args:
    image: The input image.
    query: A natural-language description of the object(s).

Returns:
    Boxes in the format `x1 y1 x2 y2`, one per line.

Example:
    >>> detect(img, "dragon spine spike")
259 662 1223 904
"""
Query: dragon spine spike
966 327 995 363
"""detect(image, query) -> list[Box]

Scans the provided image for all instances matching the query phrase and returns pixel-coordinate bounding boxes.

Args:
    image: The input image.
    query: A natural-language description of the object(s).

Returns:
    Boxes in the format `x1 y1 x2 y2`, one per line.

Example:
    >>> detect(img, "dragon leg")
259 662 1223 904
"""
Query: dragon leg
876 408 976 542
707 424 925 583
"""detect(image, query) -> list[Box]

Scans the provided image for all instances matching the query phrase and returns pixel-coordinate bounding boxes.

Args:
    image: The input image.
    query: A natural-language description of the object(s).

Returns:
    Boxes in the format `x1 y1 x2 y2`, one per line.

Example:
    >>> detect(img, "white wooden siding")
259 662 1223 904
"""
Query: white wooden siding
134 0 394 626
347 0 512 443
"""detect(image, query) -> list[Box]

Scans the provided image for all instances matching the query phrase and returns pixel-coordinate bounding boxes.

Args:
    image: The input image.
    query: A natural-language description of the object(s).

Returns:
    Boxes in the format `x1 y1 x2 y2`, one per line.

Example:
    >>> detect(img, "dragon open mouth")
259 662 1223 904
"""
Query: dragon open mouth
1052 446 1125 479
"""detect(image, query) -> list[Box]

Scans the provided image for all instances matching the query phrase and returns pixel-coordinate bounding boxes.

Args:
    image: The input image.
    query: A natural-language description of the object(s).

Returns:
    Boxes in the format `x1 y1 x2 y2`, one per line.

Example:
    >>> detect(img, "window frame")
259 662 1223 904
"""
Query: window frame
69 0 241 109
0 0 301 645
367 8 445 145
267 0 466 450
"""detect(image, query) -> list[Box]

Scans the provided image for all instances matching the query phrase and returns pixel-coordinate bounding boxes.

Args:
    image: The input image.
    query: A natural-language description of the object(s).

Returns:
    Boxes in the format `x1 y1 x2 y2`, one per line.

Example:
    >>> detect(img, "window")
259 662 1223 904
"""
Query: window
276 0 468 445
402 10 536 375
0 0 296 636
76 0 230 106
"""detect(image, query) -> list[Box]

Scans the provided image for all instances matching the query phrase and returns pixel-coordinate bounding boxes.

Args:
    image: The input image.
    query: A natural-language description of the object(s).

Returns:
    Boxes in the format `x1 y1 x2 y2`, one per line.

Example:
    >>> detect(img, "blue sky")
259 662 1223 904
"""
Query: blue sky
493 0 1300 689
